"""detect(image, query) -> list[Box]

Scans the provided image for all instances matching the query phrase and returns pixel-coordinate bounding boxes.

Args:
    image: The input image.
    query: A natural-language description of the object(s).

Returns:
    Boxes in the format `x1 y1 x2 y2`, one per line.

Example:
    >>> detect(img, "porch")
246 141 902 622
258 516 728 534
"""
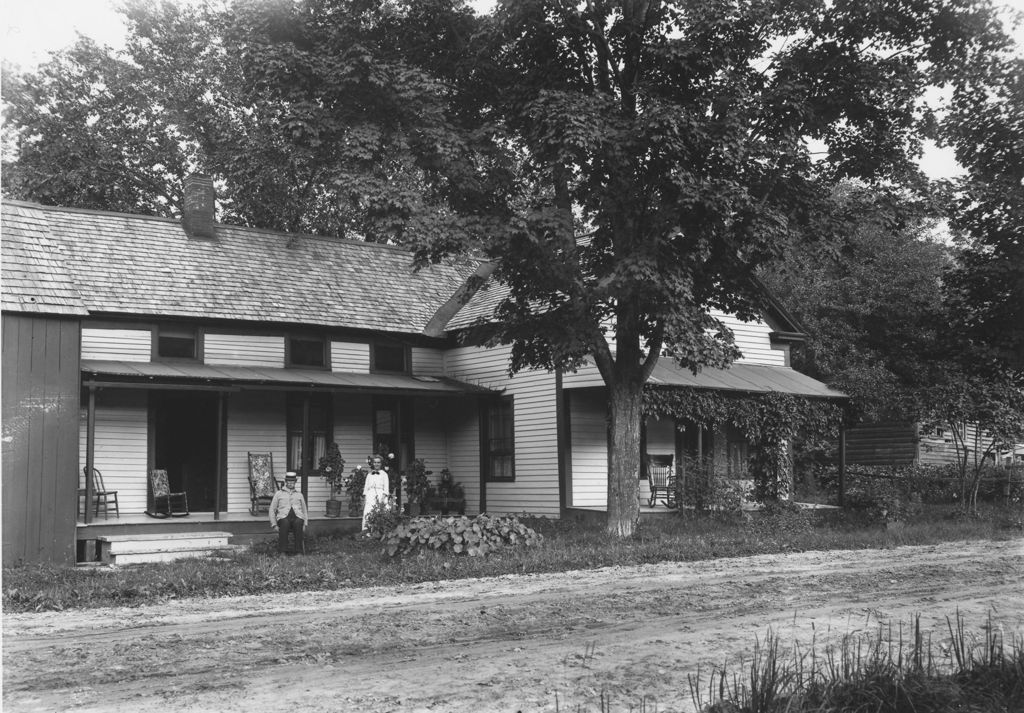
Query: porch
76 511 363 562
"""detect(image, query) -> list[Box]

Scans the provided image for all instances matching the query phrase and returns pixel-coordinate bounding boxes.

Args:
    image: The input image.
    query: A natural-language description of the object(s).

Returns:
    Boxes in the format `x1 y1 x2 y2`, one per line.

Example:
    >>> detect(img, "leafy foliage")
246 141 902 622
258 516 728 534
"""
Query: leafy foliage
675 456 747 514
645 389 846 501
316 442 347 498
382 514 544 557
759 183 952 423
402 458 433 506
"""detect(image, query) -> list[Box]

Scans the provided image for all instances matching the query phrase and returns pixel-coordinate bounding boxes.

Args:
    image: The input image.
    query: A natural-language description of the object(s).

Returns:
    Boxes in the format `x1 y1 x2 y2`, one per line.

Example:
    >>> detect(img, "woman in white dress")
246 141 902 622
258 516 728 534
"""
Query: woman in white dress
362 455 391 530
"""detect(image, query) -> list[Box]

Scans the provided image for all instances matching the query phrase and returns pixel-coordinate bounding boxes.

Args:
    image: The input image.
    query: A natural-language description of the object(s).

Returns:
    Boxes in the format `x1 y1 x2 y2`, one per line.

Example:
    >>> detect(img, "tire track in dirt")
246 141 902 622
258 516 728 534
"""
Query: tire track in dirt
4 539 1022 713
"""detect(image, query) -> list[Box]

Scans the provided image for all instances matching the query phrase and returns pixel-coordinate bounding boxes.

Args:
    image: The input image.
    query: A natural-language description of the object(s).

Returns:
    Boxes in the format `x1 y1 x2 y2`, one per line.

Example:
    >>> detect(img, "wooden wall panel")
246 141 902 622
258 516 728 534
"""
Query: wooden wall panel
845 423 918 466
205 333 284 367
81 327 151 361
331 341 370 374
2 314 80 566
78 390 149 515
568 389 609 508
226 391 288 512
410 347 445 376
445 344 561 517
710 310 787 366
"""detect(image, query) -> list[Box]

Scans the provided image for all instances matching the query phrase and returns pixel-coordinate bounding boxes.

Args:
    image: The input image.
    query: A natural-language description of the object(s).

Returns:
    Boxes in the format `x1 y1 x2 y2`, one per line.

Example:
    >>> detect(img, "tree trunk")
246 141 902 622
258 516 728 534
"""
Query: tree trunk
607 380 643 537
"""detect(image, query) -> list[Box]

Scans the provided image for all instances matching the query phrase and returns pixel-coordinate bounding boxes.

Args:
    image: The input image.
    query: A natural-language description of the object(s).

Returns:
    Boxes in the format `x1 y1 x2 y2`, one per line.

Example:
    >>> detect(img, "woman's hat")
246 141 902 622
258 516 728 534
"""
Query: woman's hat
285 472 298 482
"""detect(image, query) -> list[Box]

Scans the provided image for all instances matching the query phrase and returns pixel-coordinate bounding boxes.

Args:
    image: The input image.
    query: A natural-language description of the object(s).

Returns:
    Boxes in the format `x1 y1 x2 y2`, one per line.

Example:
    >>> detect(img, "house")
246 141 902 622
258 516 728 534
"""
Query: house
844 422 1003 468
2 178 846 565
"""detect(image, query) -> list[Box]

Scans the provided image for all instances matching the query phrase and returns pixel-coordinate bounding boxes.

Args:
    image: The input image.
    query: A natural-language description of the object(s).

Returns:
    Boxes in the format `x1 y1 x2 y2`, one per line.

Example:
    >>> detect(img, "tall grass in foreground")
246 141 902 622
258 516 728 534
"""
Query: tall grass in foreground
688 612 1024 712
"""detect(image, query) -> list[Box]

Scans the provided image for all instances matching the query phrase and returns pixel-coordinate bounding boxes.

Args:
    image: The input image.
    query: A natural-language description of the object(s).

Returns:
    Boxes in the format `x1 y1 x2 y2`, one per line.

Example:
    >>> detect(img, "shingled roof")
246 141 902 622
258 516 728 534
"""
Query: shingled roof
1 203 89 316
1 200 477 334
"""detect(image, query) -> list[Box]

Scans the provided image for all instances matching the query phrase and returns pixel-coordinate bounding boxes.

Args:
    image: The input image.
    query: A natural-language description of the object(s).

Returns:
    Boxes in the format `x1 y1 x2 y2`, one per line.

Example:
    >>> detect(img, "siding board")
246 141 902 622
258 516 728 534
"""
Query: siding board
81 327 151 361
205 333 284 367
332 342 370 374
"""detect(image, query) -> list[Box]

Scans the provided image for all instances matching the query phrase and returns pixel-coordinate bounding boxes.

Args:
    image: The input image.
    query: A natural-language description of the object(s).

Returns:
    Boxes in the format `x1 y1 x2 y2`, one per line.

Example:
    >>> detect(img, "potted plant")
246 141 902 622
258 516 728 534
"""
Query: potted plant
402 458 433 516
345 464 368 517
433 468 466 515
317 442 346 517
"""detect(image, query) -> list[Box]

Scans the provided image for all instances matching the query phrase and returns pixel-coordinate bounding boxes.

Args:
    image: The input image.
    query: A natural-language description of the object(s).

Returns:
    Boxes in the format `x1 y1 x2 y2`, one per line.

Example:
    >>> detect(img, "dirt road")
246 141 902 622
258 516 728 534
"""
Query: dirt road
3 538 1022 713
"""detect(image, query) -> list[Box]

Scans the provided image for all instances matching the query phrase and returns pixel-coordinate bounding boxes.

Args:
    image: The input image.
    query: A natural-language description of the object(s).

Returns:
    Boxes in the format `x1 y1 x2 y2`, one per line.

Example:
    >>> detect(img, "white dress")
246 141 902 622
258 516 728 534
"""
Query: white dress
362 470 390 529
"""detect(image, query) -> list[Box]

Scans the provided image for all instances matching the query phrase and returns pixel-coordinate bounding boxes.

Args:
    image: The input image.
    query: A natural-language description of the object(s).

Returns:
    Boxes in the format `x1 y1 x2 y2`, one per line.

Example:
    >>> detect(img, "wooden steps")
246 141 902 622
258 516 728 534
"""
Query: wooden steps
97 531 236 565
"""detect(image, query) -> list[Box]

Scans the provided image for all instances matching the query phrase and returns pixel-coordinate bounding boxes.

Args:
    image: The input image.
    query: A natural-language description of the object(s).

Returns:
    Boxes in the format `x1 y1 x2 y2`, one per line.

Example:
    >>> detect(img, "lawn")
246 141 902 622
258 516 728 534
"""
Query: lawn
3 503 1021 614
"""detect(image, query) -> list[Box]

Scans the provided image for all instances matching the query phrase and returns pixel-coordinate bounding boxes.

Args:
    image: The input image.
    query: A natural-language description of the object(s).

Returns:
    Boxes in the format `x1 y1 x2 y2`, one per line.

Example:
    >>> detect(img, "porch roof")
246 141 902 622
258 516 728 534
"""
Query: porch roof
647 361 847 399
81 360 496 395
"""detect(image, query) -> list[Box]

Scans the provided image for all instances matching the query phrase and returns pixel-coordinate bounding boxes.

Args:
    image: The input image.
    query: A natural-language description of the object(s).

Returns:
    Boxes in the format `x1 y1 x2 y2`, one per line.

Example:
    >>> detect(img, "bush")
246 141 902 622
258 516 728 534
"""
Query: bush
678 457 747 513
382 514 544 557
364 496 403 539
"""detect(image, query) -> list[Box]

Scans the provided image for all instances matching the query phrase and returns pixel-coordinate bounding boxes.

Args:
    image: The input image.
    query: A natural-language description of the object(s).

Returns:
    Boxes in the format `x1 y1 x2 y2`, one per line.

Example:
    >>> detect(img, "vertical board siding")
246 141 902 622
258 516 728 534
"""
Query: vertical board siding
205 333 284 367
79 390 150 516
445 345 561 517
2 315 80 565
81 327 151 362
710 310 786 366
411 347 445 376
331 341 370 374
226 391 287 513
568 389 609 508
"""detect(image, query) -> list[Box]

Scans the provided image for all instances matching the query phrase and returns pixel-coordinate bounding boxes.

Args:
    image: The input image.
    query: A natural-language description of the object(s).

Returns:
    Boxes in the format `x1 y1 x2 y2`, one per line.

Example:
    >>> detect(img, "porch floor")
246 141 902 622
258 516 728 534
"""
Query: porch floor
76 511 363 561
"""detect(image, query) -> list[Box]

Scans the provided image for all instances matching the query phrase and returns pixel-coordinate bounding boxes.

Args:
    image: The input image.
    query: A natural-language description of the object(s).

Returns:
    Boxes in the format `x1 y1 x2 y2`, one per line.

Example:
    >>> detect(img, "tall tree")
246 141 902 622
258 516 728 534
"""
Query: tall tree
942 47 1024 370
760 183 952 422
402 0 1010 534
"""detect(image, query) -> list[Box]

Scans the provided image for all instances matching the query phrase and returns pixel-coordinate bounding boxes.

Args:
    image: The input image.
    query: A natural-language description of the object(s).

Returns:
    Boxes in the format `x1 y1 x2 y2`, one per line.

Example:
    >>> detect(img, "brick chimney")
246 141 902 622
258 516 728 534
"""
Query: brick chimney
182 174 216 239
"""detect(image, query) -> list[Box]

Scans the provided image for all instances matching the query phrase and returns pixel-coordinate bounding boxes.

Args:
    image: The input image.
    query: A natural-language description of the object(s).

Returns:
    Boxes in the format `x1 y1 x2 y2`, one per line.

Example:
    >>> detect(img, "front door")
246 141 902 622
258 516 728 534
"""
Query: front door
153 391 221 512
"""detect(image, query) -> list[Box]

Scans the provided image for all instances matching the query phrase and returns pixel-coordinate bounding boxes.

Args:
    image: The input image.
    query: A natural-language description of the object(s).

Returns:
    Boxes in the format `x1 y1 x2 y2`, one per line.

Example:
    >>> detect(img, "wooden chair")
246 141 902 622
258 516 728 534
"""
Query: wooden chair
647 457 677 508
247 452 281 516
78 467 120 519
147 469 189 517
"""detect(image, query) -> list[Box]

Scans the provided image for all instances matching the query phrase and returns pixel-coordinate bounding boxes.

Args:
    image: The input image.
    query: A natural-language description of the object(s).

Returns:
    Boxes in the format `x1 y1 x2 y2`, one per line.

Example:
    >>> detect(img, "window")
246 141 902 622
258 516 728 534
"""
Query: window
289 336 326 368
156 325 198 360
372 343 407 373
483 397 515 481
286 394 331 473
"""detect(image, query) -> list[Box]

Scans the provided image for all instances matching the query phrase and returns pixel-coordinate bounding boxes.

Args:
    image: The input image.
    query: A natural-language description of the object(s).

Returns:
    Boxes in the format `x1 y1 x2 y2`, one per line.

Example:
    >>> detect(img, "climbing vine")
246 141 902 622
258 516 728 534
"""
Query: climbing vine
643 388 847 501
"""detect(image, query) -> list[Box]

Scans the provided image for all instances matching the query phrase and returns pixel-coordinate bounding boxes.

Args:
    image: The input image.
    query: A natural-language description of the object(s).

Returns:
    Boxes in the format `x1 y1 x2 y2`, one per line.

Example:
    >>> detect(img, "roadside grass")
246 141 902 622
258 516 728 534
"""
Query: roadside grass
3 503 1020 613
685 612 1024 713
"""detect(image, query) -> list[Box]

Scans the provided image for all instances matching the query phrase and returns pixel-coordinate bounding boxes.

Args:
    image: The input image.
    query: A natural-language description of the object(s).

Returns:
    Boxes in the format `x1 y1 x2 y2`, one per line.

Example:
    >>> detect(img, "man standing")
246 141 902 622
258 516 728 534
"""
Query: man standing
269 471 308 554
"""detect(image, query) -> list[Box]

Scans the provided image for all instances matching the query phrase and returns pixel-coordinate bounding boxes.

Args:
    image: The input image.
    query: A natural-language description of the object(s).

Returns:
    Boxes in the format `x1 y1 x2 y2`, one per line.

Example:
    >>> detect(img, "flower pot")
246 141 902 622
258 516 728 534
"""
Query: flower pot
325 499 343 518
348 497 363 517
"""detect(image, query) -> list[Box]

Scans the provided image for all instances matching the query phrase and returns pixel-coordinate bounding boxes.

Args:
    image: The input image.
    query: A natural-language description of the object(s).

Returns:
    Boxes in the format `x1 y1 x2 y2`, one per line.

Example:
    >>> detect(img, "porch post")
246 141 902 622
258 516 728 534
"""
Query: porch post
301 393 311 499
214 391 224 520
838 429 847 507
84 386 97 525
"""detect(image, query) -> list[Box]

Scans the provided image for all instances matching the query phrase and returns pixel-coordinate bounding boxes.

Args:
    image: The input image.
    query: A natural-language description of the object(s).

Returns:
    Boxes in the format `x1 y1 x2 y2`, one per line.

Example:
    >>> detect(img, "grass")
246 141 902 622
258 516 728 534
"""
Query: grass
3 502 1021 613
688 612 1024 712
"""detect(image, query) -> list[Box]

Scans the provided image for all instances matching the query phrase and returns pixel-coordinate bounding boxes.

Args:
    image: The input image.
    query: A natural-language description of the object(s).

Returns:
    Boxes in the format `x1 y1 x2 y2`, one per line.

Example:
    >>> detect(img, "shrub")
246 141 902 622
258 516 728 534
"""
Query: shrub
364 496 403 539
677 457 747 514
382 514 544 557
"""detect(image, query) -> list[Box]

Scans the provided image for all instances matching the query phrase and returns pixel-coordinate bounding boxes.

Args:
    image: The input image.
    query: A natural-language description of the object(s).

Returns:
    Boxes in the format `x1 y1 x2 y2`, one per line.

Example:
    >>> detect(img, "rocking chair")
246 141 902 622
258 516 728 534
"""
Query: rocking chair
247 452 281 516
647 456 677 508
147 469 189 517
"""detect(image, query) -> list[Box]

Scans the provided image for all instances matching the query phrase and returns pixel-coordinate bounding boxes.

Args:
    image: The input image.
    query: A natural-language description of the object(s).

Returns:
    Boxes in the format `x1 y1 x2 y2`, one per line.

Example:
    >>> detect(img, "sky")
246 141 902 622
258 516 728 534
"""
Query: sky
4 0 1023 180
